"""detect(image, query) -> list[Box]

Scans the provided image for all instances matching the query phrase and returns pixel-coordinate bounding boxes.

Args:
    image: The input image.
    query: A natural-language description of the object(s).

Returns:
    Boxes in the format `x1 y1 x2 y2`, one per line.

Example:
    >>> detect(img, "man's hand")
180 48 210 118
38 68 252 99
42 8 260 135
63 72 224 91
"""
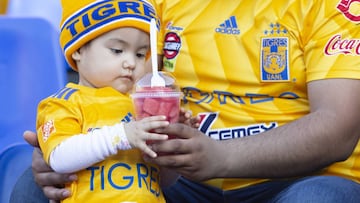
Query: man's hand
24 131 76 201
144 124 223 182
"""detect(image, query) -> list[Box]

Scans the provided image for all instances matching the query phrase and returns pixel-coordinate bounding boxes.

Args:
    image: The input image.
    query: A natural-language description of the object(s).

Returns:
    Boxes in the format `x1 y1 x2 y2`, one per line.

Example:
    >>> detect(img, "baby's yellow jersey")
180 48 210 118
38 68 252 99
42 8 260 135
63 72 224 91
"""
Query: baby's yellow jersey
154 0 360 190
37 83 165 203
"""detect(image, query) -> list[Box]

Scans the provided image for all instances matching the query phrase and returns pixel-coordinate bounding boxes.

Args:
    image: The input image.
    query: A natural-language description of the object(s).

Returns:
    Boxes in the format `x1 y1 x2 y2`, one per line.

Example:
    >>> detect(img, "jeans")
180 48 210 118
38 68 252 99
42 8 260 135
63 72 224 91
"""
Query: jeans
163 176 360 203
10 167 360 203
10 167 48 203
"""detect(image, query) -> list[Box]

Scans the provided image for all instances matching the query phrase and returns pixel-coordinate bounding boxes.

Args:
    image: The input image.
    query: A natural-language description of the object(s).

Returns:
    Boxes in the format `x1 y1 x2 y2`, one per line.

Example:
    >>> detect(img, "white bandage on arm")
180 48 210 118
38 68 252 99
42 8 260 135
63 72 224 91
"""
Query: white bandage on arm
49 123 132 173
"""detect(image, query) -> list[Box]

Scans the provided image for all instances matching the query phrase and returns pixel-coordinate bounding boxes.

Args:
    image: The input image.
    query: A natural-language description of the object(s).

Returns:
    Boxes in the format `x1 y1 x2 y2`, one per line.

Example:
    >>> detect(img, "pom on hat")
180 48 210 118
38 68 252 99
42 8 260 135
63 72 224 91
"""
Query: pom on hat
59 0 158 70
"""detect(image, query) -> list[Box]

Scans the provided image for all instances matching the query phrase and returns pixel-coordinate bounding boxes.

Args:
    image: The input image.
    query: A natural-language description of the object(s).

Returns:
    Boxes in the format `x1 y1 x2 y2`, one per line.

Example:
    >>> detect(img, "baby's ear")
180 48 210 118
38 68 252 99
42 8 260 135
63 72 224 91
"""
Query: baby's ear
71 49 81 61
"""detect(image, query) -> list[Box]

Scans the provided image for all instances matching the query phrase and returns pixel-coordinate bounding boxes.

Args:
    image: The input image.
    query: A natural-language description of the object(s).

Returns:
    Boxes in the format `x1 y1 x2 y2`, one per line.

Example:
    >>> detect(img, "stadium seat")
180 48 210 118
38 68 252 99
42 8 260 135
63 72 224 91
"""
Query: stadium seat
6 0 74 72
0 143 33 203
0 17 67 150
6 0 62 30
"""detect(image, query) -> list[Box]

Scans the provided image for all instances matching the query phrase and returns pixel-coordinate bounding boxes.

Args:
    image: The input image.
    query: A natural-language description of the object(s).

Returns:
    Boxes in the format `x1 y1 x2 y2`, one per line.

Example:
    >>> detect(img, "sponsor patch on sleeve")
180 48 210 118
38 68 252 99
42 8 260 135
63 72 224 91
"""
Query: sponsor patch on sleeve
41 120 55 142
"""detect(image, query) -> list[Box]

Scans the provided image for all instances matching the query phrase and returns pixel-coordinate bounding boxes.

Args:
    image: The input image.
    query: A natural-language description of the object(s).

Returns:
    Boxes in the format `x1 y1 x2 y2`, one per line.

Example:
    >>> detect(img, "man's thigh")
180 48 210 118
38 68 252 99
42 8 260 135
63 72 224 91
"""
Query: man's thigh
10 167 48 203
163 177 223 203
269 176 360 203
165 176 360 203
164 177 291 203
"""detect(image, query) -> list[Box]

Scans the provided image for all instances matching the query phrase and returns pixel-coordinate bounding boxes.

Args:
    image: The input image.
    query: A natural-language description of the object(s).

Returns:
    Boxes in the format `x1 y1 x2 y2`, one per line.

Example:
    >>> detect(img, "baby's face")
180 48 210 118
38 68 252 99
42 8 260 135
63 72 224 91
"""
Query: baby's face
73 27 150 94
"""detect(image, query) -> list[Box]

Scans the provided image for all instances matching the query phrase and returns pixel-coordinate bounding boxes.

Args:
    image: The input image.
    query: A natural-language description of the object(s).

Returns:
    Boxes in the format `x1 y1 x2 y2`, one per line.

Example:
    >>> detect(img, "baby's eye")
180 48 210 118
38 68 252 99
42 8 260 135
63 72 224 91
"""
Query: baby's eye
110 48 123 54
136 53 146 58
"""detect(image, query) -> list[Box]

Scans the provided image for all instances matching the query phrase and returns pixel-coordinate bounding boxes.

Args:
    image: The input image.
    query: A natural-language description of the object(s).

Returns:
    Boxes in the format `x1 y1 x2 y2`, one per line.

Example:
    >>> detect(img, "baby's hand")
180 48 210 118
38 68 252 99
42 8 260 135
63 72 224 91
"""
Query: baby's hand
124 115 169 158
178 107 200 128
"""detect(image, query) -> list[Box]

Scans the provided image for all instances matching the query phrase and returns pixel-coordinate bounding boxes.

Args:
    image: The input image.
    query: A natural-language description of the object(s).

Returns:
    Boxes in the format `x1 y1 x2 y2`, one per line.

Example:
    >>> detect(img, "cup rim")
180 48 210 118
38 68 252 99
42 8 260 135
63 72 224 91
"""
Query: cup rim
131 91 182 98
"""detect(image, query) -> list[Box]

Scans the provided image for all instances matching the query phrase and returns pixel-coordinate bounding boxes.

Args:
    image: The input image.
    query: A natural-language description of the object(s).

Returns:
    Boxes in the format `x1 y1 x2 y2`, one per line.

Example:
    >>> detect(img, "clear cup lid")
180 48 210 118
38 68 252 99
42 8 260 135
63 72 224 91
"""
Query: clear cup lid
134 71 180 93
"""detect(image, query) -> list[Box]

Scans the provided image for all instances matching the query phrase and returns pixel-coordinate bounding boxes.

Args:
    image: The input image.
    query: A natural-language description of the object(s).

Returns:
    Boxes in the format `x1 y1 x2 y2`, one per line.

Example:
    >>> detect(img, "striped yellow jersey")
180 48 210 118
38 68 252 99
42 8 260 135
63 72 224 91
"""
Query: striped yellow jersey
154 0 360 190
37 83 165 203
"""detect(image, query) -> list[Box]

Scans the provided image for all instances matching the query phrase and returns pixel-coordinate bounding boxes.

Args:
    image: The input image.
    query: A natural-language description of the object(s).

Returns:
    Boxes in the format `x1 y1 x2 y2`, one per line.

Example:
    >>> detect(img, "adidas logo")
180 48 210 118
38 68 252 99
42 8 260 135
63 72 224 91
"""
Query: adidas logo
215 16 240 35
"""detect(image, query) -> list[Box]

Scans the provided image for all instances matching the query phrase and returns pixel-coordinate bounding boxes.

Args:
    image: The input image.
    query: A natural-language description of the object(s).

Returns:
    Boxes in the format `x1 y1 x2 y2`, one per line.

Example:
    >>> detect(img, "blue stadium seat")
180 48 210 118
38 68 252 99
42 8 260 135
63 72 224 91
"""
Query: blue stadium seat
0 143 33 203
6 0 62 30
6 0 74 71
0 17 67 150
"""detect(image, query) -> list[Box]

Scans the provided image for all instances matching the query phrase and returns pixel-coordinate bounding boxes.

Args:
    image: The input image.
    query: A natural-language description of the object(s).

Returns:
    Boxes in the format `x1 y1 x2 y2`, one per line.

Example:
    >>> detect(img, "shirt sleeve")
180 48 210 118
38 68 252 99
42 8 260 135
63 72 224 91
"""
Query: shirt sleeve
49 123 130 173
302 0 360 81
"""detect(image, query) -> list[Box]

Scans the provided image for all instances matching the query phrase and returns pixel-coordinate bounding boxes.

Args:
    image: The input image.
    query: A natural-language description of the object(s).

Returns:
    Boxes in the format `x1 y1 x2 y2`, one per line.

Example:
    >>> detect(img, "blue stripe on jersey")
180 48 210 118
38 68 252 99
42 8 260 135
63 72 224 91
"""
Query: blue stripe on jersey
52 87 70 99
63 88 78 100
121 112 133 122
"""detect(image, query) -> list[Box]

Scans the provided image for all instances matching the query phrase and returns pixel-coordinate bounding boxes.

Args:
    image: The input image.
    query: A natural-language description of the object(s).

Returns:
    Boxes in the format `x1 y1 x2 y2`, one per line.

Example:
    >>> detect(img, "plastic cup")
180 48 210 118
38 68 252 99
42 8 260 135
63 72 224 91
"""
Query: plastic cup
131 72 181 155
131 71 182 127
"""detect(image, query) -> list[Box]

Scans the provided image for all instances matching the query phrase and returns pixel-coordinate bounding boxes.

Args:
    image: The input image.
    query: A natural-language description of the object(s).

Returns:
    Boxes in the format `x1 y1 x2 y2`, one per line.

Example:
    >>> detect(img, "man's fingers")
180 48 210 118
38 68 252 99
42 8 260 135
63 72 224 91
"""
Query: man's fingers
141 120 169 131
155 123 198 139
160 138 191 154
32 148 51 171
43 186 71 201
31 148 53 172
32 147 78 187
37 172 77 186
23 130 39 147
26 131 75 201
145 151 192 169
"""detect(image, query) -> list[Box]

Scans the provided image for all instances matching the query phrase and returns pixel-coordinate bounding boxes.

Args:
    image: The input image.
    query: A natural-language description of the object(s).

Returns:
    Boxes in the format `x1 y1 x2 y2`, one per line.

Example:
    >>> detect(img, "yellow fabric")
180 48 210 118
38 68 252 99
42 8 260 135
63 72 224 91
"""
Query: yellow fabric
37 83 165 203
155 0 360 190
59 0 158 70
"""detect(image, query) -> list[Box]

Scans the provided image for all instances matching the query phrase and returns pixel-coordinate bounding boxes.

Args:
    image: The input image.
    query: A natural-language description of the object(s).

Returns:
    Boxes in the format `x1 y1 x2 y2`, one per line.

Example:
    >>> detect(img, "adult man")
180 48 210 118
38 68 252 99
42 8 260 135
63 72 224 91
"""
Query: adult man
11 0 360 202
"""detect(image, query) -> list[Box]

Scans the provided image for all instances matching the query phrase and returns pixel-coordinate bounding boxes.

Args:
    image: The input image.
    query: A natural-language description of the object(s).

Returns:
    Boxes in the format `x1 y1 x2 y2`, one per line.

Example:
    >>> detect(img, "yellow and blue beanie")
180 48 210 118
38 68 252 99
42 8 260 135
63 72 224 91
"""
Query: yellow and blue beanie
59 0 158 70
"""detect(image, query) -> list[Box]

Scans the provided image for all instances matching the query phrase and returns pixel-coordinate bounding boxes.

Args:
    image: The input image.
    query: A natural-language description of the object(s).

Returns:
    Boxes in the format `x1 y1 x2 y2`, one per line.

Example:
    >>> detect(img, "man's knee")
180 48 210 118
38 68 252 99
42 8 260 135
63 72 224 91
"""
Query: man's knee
273 176 360 203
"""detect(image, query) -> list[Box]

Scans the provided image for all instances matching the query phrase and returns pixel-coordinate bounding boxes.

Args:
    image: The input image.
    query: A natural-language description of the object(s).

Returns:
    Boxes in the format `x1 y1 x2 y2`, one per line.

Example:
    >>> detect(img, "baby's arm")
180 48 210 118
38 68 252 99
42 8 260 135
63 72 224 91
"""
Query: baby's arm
50 123 134 173
50 116 169 173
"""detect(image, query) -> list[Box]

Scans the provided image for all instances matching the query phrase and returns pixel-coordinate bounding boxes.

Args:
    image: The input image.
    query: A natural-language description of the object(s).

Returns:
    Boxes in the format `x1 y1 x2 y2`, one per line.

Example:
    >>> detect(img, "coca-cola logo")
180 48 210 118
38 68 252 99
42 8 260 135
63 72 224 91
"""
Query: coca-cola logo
163 32 181 59
324 34 360 55
336 0 360 22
